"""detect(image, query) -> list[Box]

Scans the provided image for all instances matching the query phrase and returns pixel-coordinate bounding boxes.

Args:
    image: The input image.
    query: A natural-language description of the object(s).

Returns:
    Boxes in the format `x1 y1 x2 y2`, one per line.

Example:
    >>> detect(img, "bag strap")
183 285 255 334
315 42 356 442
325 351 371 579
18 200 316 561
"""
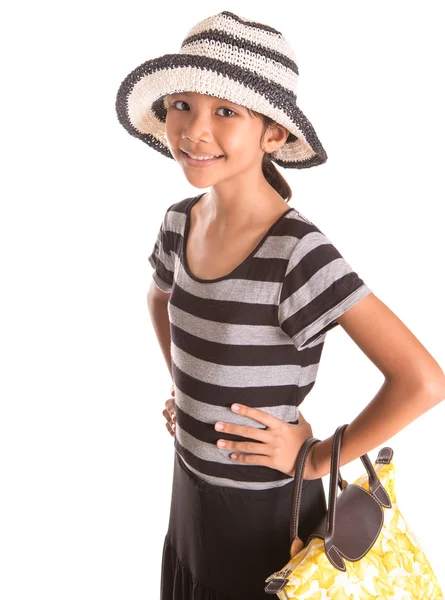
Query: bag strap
289 436 322 545
324 425 389 552
290 425 390 548
325 424 348 547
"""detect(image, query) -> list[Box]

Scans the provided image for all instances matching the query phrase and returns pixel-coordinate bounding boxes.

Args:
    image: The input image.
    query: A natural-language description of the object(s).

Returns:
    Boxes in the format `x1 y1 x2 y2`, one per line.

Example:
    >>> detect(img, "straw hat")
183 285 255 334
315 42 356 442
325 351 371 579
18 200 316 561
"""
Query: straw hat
115 10 327 169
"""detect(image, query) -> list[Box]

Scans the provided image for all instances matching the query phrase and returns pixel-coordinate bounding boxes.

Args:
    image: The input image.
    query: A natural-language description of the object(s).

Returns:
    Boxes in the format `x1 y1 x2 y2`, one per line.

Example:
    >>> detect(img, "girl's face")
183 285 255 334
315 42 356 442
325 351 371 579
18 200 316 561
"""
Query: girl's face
164 92 282 188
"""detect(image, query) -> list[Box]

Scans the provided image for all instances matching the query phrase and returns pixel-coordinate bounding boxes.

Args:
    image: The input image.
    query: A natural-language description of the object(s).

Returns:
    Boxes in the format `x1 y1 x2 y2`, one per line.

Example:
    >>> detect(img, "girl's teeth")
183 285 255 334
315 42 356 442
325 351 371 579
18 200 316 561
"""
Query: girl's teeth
186 152 222 160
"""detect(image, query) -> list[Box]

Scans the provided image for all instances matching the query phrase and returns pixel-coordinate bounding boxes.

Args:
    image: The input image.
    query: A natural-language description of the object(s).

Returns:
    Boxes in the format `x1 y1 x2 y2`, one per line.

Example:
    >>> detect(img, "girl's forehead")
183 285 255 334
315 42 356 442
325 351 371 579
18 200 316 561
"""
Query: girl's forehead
167 91 244 108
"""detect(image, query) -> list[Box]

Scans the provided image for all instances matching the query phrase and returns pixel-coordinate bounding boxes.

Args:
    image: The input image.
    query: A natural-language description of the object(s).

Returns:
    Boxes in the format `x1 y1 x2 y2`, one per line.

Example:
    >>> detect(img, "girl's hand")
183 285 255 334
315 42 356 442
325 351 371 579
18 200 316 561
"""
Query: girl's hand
163 383 176 438
214 404 319 480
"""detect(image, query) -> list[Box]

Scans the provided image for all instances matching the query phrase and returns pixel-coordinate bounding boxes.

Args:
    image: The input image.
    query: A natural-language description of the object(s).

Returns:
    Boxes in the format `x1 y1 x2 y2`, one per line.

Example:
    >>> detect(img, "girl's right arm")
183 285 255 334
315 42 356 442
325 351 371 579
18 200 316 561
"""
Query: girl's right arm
147 279 172 378
147 280 176 436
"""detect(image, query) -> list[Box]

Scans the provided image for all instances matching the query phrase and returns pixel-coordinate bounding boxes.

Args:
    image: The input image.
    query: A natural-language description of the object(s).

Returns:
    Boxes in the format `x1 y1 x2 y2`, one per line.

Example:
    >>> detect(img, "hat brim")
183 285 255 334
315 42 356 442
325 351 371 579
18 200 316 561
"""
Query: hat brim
115 53 327 169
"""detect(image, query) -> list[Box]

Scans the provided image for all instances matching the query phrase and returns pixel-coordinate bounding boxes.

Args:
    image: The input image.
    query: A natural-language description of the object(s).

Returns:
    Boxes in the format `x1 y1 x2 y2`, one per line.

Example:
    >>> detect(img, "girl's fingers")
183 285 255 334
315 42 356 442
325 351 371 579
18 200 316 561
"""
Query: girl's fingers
162 408 176 425
164 391 176 438
163 404 176 437
166 422 175 437
164 399 176 420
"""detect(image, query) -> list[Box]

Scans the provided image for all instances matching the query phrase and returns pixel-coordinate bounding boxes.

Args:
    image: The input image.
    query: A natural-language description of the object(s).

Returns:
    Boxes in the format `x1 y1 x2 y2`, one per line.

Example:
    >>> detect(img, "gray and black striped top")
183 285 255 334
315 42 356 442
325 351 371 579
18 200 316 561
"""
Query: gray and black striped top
149 193 372 490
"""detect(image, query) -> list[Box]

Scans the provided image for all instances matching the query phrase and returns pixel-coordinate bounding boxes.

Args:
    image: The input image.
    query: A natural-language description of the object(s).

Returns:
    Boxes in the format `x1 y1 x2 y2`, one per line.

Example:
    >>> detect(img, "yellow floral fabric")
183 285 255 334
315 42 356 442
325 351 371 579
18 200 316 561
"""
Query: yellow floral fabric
268 461 443 599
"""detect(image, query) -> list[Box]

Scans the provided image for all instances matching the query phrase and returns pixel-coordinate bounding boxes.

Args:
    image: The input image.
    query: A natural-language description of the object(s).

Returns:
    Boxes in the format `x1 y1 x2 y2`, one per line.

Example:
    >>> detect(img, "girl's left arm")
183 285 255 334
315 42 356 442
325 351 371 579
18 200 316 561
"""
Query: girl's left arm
311 292 445 479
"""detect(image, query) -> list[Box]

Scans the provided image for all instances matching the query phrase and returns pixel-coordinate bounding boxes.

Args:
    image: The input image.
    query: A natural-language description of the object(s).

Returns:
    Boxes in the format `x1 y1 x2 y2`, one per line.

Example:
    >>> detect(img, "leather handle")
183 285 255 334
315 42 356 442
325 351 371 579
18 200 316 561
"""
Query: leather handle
290 436 346 545
324 424 384 546
289 436 321 545
290 425 384 548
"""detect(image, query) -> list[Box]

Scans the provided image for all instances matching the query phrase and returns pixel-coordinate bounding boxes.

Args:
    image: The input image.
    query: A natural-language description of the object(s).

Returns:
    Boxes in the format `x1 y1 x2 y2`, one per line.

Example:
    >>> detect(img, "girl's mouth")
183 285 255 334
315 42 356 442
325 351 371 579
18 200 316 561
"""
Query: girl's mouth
181 150 224 167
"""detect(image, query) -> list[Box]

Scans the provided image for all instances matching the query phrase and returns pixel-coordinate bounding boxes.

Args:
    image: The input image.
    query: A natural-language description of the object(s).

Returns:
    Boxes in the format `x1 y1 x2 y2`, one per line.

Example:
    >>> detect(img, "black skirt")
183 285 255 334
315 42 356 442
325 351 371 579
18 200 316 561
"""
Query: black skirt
160 451 327 600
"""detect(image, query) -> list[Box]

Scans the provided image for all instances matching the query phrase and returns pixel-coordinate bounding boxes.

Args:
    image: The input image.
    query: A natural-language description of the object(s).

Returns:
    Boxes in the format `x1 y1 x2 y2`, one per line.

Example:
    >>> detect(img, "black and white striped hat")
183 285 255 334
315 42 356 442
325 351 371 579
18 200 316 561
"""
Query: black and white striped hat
115 10 327 169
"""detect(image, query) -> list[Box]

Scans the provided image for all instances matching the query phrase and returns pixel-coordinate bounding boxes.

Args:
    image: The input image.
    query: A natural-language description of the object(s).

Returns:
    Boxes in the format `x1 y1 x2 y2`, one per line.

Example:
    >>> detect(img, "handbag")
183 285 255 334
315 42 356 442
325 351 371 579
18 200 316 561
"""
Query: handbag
264 423 443 599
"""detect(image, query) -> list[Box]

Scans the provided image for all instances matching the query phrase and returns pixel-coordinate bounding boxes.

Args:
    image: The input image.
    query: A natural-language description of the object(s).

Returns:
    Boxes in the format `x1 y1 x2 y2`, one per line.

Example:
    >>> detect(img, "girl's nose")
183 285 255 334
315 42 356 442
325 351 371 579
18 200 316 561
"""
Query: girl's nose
182 115 213 144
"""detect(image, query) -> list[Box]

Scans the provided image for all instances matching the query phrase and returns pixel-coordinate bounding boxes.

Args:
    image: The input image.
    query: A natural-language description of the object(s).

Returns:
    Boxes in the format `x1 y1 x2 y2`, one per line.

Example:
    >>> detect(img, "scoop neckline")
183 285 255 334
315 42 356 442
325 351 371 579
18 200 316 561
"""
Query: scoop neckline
181 193 295 284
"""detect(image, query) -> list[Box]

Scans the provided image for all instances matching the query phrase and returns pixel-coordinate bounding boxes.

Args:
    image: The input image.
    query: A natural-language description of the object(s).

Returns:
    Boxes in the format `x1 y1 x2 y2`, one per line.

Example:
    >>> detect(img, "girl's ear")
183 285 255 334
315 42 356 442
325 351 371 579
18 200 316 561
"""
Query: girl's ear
263 123 290 154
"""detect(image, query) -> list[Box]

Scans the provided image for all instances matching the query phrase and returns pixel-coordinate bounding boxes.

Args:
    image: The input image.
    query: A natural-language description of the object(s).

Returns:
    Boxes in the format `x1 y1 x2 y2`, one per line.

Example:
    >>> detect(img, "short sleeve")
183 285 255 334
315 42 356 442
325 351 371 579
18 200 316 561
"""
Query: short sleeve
148 213 175 293
278 230 372 351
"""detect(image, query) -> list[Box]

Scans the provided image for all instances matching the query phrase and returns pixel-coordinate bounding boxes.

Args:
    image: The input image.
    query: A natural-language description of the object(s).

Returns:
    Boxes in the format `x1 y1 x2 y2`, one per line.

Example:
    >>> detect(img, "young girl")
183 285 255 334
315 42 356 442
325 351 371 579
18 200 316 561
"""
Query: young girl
115 10 445 600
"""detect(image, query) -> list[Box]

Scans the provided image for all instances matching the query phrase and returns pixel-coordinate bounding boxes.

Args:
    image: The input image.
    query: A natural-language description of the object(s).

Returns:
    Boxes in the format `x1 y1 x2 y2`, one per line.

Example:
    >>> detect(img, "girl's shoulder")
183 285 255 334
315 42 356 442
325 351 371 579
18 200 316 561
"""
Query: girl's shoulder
159 194 198 231
164 194 198 215
280 207 357 269
282 206 326 244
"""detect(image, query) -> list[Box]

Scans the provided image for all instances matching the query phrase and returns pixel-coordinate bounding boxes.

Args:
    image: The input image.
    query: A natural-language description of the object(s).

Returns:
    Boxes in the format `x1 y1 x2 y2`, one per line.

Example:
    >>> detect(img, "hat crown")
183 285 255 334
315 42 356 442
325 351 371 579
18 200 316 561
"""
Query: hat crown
178 11 299 96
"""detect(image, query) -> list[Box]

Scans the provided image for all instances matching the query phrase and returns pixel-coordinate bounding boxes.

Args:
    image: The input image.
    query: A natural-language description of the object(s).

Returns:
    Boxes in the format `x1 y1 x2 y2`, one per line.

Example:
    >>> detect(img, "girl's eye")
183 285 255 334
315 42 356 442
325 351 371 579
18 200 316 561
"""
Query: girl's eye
217 107 236 117
170 100 188 111
169 100 236 117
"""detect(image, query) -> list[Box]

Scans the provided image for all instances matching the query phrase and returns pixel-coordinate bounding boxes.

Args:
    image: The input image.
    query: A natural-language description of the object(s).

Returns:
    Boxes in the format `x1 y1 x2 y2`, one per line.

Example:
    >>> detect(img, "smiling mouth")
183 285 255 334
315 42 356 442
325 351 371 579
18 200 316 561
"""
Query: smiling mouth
181 150 225 166
181 150 224 159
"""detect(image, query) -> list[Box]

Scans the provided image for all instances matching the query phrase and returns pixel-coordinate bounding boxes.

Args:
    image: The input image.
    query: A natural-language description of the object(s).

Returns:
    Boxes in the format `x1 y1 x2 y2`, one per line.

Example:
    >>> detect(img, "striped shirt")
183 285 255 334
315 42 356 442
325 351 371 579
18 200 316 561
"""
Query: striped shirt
149 193 372 490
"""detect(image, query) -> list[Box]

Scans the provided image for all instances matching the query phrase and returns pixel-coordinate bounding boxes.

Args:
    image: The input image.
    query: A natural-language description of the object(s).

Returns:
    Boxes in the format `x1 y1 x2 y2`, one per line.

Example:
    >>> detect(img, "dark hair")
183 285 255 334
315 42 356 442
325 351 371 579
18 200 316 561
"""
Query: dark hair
247 108 292 203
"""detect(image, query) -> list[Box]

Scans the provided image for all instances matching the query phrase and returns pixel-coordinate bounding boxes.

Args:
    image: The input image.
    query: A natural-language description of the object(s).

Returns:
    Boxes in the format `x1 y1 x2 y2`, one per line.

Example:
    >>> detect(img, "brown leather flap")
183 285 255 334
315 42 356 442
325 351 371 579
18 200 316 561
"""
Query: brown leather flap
308 484 384 564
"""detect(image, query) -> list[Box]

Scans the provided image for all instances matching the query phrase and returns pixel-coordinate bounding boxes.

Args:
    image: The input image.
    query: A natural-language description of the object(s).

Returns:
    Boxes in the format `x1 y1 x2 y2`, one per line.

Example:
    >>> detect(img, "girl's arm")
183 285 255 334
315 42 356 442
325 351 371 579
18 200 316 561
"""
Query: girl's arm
147 280 173 380
311 292 445 479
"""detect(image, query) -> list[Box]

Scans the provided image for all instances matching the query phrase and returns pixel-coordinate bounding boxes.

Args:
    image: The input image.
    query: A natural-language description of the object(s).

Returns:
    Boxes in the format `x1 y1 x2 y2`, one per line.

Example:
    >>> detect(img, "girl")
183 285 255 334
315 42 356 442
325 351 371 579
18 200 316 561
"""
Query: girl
115 10 445 600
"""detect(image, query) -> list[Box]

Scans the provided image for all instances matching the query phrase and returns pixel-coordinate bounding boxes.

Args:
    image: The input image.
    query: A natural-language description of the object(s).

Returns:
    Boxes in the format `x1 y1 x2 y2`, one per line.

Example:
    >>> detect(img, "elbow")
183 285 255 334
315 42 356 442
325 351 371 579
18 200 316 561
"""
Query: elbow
414 353 445 406
387 371 445 410
428 375 445 406
417 372 445 409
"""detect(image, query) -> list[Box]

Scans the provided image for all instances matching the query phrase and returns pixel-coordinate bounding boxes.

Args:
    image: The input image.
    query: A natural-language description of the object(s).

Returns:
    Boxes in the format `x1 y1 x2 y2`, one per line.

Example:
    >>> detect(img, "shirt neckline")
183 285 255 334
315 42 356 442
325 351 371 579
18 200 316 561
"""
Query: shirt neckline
181 193 295 284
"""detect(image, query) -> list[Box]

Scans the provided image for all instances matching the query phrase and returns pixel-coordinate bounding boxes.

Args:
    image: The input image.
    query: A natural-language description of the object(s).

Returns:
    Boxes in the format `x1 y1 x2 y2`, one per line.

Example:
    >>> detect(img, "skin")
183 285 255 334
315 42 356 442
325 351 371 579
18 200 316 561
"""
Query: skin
161 91 445 482
164 91 291 226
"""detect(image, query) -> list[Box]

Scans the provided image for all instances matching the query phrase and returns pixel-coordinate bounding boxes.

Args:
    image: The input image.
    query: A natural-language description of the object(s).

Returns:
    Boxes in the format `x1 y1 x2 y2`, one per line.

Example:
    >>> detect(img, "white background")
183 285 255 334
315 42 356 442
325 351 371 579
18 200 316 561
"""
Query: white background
1 1 444 598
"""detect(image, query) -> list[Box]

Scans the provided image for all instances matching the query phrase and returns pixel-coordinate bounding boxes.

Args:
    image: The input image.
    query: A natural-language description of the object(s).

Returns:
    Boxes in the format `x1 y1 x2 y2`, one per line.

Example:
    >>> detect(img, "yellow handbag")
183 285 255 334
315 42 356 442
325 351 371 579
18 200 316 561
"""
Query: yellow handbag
264 424 443 599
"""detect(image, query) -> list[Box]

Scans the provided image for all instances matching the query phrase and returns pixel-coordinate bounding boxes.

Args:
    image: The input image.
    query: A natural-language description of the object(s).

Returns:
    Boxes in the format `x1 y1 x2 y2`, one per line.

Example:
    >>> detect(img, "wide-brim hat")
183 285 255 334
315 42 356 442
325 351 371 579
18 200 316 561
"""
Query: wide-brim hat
115 10 328 169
